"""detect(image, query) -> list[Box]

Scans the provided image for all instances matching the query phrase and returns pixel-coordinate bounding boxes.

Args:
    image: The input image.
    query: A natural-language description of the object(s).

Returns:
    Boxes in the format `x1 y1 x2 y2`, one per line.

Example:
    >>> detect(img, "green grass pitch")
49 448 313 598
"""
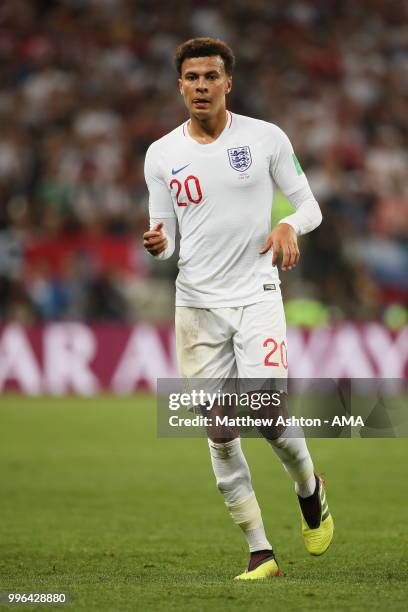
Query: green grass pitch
0 395 407 611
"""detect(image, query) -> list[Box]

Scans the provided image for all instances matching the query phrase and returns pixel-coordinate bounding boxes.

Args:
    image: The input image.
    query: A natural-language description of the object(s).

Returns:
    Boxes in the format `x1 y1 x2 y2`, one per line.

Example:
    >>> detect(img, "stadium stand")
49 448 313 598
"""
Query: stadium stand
0 0 406 323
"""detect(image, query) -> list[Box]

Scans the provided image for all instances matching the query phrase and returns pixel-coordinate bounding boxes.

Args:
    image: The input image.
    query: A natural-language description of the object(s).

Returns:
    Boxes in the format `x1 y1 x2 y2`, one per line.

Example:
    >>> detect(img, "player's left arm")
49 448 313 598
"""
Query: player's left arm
261 128 322 271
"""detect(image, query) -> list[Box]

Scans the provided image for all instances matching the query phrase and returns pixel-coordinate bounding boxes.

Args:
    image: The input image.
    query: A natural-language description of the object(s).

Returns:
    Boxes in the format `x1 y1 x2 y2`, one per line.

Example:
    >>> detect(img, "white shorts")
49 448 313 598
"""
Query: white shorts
175 297 288 382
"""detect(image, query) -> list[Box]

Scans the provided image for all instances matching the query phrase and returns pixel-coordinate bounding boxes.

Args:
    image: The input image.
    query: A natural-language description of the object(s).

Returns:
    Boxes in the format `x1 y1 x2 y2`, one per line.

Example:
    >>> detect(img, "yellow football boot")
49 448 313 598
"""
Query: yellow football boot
234 555 280 580
299 475 334 556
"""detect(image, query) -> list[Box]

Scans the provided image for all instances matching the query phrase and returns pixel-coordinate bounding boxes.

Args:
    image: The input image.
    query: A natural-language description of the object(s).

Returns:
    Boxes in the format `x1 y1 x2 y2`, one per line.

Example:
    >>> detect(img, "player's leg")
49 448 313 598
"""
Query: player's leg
208 435 279 579
175 306 278 578
206 400 278 578
234 297 334 556
234 297 316 494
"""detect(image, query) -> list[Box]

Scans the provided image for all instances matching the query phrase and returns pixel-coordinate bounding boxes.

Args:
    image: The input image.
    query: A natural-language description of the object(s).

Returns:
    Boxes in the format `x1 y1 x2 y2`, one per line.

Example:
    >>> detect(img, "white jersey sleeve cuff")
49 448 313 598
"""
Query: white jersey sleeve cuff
278 184 323 235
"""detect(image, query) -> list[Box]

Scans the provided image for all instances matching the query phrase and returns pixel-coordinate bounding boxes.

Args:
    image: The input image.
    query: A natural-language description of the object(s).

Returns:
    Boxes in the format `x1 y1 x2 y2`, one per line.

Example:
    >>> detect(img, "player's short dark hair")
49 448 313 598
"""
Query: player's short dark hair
175 37 235 76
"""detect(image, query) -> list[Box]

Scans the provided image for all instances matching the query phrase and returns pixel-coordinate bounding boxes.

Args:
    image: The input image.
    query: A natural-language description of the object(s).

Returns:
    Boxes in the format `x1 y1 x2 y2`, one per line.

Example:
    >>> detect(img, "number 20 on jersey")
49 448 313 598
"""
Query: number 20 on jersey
170 175 203 206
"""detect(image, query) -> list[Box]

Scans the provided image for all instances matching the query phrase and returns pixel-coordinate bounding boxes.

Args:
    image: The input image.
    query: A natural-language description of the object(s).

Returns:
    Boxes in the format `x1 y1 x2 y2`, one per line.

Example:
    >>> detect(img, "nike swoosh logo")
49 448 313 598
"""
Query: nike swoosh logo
171 164 190 175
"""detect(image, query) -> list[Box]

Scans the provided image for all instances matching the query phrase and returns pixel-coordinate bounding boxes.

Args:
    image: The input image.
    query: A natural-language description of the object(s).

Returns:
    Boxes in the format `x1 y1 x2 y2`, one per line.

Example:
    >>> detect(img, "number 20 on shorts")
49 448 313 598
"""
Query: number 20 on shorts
170 175 203 206
263 338 288 369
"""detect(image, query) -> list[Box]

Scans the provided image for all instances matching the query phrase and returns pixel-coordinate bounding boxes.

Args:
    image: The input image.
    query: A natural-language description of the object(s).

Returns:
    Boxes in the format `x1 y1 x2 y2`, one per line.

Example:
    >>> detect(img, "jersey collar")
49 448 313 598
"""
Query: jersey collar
182 110 233 147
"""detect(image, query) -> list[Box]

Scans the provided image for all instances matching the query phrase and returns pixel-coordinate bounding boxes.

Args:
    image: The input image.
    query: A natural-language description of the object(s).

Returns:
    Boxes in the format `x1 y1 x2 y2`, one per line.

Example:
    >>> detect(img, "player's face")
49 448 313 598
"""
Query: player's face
178 56 232 119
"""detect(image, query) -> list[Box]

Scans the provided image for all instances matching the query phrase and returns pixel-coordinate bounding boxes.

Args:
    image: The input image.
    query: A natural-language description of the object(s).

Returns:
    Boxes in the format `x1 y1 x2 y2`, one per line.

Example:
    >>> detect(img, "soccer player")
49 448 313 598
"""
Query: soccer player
143 37 334 580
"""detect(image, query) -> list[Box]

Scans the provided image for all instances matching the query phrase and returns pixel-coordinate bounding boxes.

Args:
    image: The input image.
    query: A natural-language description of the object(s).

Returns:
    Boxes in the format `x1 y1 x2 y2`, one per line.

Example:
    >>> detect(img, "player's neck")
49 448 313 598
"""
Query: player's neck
188 109 228 144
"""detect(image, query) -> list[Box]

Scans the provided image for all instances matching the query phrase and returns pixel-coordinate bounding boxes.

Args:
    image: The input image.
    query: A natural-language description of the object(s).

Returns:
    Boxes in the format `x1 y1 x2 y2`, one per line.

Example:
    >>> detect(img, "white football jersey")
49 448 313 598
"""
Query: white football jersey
145 112 312 308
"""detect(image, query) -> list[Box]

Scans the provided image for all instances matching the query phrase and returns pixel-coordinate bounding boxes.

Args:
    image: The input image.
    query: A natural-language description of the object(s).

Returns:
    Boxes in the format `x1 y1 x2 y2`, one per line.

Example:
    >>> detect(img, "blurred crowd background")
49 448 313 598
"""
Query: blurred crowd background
0 0 407 326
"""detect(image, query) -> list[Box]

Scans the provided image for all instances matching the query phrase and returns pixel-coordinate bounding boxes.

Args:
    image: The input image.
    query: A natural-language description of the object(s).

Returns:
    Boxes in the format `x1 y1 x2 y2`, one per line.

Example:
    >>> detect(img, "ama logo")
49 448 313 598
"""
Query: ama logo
228 146 252 172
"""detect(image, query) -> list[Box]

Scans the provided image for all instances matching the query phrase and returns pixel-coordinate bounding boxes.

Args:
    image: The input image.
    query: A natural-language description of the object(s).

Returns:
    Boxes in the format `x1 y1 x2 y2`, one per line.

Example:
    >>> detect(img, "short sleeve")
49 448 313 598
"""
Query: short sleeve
144 144 176 219
269 127 309 197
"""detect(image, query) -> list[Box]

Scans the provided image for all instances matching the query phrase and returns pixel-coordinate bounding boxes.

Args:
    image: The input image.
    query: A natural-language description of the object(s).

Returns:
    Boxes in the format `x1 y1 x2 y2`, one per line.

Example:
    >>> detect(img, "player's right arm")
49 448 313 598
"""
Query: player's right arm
143 144 177 259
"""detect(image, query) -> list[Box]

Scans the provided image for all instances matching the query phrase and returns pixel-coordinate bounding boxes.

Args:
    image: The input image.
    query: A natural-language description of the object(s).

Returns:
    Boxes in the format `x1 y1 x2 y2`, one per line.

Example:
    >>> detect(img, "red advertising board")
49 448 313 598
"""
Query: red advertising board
0 323 407 394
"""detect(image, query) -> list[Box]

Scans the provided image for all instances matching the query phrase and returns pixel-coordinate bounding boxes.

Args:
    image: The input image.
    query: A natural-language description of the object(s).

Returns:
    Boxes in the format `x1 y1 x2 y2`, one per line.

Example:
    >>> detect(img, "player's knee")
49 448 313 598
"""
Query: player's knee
258 422 287 441
254 390 289 440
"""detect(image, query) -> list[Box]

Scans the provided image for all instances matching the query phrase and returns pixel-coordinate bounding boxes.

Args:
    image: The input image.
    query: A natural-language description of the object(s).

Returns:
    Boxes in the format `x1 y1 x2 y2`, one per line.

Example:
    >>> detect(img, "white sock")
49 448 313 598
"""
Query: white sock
208 438 272 552
266 430 316 498
295 474 316 498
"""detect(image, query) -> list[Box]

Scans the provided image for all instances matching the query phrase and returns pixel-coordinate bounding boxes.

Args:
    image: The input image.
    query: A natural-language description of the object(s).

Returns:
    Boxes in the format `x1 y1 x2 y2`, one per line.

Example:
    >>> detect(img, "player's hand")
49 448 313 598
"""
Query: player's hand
143 222 168 256
259 223 300 271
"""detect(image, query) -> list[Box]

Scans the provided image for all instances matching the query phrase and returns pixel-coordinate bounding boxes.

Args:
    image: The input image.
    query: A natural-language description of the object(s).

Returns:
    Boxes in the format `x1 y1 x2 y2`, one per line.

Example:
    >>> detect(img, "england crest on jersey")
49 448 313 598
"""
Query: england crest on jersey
227 146 252 172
